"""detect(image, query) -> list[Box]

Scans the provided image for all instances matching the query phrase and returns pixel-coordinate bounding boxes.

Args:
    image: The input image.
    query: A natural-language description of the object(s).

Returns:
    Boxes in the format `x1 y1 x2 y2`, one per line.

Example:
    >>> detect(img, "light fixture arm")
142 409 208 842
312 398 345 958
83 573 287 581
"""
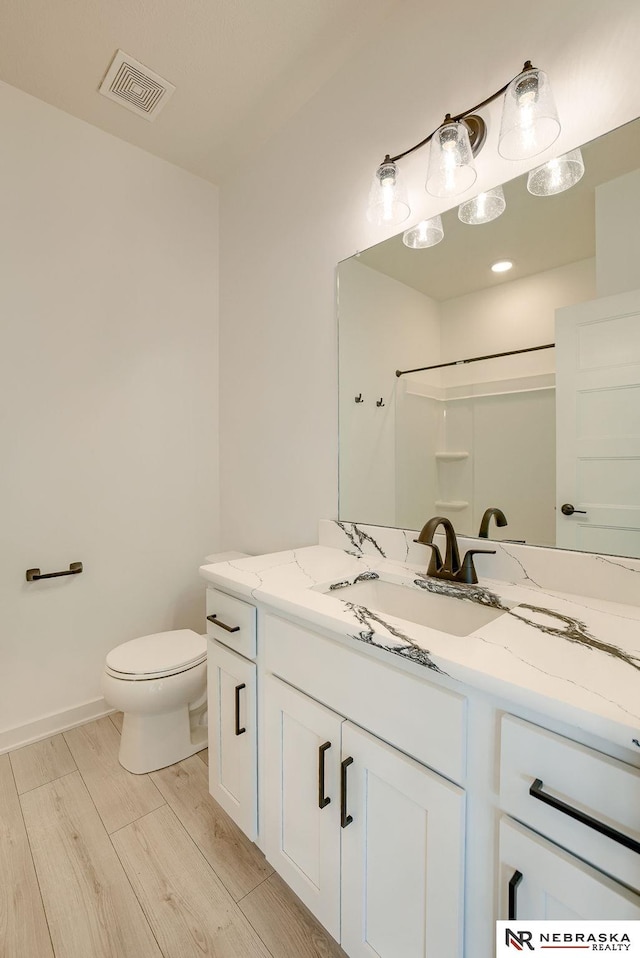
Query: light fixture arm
385 61 535 164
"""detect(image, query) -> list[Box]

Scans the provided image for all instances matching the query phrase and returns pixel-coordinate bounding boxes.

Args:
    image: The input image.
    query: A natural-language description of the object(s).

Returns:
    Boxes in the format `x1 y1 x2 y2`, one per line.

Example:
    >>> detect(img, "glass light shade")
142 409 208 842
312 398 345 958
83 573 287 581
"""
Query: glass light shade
402 215 444 249
366 158 411 226
425 121 477 198
526 149 585 196
458 185 506 225
498 66 560 160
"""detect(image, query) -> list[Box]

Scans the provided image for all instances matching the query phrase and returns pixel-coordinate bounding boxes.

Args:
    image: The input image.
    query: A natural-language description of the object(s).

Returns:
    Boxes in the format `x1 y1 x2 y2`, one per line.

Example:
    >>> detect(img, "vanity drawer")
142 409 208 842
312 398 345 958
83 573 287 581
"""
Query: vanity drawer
206 588 256 660
500 714 640 891
264 613 467 784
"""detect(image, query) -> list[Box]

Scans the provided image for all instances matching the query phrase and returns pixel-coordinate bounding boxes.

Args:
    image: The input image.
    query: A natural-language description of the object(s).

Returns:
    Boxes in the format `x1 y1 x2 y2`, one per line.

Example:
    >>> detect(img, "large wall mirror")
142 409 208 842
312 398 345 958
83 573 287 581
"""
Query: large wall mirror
338 117 640 558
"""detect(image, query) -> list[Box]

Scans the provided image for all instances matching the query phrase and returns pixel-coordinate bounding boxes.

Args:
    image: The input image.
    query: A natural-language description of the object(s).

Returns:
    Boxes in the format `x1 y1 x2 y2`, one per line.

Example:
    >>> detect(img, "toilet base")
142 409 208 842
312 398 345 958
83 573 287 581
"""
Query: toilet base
119 705 208 774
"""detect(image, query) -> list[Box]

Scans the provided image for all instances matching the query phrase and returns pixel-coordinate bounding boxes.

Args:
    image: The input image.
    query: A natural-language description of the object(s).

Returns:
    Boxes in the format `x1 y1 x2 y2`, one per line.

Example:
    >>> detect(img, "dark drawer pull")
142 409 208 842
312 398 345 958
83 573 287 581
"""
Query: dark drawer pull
341 757 353 828
234 683 246 736
318 742 331 809
26 562 83 582
207 613 240 633
508 869 523 921
529 778 640 854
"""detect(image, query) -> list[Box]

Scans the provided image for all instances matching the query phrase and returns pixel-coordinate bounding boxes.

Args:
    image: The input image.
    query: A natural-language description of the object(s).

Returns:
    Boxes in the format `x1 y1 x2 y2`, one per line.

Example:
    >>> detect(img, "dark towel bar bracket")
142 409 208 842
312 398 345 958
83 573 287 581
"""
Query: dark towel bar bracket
26 562 83 582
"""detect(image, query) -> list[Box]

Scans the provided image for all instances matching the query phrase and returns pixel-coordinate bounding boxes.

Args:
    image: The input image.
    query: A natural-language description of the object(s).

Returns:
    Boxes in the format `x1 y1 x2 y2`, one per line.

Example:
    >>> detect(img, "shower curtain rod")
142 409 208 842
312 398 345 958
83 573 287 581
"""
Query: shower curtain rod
395 342 555 378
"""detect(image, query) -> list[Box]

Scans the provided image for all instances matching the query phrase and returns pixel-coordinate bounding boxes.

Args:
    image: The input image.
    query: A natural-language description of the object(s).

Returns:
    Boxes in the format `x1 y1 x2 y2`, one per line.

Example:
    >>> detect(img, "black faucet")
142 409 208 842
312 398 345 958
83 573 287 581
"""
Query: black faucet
414 516 495 585
478 507 508 539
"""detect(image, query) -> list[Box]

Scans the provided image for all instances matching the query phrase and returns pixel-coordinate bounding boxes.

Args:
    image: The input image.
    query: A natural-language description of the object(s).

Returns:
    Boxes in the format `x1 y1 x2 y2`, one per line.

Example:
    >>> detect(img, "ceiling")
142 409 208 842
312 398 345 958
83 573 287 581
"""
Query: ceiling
0 0 402 184
355 118 640 301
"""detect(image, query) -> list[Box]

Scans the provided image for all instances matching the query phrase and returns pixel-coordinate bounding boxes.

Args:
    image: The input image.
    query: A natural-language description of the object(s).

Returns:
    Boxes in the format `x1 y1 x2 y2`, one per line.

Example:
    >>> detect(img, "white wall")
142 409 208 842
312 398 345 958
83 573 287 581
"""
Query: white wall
219 0 640 554
0 81 219 745
439 259 596 375
338 258 440 525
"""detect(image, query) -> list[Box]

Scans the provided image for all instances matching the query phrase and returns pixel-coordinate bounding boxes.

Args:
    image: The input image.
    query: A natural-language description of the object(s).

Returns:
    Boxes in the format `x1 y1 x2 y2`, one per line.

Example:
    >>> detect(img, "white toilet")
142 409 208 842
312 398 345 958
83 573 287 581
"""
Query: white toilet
102 629 208 774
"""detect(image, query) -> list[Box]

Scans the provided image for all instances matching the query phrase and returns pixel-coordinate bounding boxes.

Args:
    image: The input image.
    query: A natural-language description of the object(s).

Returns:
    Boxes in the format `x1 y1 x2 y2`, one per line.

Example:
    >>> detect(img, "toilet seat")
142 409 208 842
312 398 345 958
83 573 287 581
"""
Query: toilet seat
105 629 207 681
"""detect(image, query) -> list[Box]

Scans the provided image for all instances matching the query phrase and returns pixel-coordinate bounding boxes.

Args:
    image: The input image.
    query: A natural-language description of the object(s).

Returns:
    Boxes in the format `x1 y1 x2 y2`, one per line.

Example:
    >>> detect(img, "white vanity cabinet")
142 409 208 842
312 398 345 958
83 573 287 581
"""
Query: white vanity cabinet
262 622 466 958
206 588 258 840
201 572 640 957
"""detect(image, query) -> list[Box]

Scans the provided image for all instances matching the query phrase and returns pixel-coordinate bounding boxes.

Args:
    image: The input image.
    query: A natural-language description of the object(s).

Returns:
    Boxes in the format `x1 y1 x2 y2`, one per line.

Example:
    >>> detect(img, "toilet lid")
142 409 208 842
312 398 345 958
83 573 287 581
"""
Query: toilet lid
106 630 207 678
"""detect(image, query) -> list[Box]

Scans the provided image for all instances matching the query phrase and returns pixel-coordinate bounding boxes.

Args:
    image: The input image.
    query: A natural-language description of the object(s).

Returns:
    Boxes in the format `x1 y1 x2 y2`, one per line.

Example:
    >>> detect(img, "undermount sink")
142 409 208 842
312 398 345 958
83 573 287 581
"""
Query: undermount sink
324 578 509 637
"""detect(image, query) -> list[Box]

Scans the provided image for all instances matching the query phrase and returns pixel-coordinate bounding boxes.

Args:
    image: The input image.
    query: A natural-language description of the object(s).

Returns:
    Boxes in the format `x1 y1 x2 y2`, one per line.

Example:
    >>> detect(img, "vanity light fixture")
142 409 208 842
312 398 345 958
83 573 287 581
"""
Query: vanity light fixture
367 61 560 224
491 260 513 273
425 116 477 199
458 185 506 225
498 66 560 160
402 215 444 249
366 157 411 226
526 148 585 196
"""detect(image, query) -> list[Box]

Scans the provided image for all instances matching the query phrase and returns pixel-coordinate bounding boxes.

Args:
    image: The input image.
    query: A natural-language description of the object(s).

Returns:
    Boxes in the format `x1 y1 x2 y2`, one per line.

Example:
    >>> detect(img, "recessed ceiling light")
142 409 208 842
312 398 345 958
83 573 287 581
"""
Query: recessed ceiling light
491 260 513 273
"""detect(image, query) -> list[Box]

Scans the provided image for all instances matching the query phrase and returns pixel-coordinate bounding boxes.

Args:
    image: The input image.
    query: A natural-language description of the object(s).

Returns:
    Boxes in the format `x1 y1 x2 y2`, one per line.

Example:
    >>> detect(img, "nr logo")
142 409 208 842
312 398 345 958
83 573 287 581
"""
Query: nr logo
505 928 535 951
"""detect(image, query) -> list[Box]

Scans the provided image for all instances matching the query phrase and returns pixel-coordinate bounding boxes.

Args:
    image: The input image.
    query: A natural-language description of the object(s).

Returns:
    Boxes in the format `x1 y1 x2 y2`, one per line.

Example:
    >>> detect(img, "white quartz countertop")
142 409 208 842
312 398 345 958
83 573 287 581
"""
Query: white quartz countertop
199 543 640 752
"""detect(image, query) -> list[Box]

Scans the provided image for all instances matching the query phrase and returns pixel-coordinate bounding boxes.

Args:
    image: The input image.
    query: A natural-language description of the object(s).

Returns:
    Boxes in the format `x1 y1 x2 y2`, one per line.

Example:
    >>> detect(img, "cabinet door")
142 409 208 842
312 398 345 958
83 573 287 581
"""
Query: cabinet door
207 640 257 840
341 722 465 958
499 818 640 920
263 674 343 939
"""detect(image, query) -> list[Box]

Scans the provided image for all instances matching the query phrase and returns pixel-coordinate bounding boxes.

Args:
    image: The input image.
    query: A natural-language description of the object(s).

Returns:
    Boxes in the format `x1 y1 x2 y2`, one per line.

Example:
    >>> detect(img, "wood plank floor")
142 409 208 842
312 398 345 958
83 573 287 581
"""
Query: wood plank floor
1 715 347 958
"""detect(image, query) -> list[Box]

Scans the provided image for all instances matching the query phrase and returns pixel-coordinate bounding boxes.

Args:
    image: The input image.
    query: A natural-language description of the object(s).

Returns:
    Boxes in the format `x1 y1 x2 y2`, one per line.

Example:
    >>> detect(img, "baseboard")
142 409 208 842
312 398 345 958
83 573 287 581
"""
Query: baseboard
0 697 114 755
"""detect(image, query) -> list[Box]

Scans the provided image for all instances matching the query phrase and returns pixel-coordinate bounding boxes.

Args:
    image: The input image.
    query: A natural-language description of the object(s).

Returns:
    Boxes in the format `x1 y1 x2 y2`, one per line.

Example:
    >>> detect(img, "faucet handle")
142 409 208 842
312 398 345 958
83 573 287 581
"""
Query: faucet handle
413 539 443 576
457 548 496 585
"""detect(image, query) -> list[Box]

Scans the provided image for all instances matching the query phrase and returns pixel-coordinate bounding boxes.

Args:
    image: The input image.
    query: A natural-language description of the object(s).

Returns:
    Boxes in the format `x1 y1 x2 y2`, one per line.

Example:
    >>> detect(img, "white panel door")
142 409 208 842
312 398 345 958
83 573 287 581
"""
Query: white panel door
499 818 640 920
207 640 257 840
556 289 640 556
263 674 343 939
340 722 465 958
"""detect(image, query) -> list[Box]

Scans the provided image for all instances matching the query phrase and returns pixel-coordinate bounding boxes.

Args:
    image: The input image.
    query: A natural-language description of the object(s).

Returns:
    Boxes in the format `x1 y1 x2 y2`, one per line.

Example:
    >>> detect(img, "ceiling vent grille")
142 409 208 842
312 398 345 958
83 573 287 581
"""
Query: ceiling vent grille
98 50 175 121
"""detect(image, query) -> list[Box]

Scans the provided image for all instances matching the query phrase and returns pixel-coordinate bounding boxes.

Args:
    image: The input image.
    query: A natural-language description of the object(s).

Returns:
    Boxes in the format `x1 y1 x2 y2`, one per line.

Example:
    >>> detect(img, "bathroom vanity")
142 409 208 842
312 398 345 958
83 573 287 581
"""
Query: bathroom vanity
200 520 640 958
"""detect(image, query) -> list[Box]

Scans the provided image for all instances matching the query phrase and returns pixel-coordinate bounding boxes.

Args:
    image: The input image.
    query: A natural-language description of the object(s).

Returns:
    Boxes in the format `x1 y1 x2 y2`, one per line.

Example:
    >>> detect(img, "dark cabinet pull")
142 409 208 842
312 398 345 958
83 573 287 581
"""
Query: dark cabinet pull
207 613 240 633
508 870 523 921
26 562 83 582
529 778 640 853
234 683 246 736
318 742 331 809
560 503 587 516
340 757 353 828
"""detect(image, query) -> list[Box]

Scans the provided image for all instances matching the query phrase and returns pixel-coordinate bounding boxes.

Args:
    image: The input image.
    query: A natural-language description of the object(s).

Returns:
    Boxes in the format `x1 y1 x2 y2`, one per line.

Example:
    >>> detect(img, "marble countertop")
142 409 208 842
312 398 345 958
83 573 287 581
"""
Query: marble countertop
199 538 640 752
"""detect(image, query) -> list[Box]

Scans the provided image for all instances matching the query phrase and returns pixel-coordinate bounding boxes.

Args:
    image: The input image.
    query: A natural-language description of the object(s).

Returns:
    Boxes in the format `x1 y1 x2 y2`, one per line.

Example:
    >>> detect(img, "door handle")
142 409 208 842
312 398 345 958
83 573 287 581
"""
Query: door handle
234 683 246 736
318 742 331 809
340 757 353 827
560 503 587 516
508 869 523 921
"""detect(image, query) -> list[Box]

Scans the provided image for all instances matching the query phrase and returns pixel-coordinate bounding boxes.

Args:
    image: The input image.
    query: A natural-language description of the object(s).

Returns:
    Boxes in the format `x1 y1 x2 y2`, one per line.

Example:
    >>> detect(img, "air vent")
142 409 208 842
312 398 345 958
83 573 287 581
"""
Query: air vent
98 50 175 121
